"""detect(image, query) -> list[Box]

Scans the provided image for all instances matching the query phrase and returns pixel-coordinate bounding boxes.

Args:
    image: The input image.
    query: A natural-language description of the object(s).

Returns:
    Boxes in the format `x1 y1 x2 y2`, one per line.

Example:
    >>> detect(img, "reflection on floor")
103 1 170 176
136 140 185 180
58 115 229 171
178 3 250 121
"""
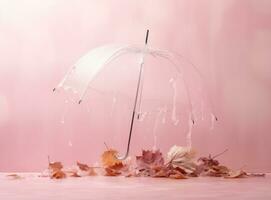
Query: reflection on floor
0 173 270 200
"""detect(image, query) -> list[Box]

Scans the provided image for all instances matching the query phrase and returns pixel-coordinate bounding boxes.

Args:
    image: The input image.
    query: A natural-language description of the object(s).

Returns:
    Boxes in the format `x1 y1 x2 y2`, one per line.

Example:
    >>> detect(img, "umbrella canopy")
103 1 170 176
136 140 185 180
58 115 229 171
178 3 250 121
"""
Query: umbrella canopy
54 30 217 159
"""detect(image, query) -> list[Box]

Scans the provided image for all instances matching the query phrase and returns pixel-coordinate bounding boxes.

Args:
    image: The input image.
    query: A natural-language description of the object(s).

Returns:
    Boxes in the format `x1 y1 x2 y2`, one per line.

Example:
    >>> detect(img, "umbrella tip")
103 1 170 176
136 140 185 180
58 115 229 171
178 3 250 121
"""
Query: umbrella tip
53 88 56 92
215 116 218 121
78 99 82 104
192 119 195 125
145 30 149 45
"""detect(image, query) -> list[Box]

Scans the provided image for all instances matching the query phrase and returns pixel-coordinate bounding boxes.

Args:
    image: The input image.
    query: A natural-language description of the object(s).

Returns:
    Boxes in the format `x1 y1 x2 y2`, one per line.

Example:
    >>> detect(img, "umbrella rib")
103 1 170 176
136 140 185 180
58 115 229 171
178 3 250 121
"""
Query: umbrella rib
78 47 128 104
173 52 218 121
157 53 195 124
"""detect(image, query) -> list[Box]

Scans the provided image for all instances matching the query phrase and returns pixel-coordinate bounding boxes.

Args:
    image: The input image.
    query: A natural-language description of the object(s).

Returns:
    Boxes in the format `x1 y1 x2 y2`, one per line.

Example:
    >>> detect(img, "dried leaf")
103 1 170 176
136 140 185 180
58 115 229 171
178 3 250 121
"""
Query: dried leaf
167 146 197 175
77 161 90 171
109 162 124 170
105 167 121 176
136 150 164 169
48 160 66 179
167 145 196 163
7 174 24 180
153 169 168 178
51 170 66 179
49 162 63 171
247 173 265 177
169 172 187 179
65 171 80 177
76 161 97 176
224 170 247 178
101 149 122 167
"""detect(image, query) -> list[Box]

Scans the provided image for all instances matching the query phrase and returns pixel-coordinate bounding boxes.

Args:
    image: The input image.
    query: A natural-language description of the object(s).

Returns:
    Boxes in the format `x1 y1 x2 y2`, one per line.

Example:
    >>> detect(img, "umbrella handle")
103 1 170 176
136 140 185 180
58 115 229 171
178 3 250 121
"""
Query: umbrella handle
116 30 149 160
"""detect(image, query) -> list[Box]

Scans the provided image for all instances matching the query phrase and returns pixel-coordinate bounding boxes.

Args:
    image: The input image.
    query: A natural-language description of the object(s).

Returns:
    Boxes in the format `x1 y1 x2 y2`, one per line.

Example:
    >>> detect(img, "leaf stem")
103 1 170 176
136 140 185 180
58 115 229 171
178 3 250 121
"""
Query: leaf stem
212 149 228 159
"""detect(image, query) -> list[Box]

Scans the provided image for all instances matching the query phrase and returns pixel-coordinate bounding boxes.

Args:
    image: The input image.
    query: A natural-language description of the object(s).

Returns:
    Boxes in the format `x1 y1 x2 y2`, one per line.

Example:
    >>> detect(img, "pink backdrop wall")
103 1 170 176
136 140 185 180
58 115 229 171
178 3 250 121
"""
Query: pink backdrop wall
0 0 271 172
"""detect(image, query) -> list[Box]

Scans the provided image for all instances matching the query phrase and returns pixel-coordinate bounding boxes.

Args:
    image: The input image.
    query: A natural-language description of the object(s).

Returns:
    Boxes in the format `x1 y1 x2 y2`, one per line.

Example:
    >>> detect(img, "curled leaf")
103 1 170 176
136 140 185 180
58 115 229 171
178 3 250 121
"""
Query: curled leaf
101 149 122 167
167 145 197 175
167 145 196 163
224 170 247 178
76 161 97 176
49 162 63 171
105 167 122 176
77 161 90 171
51 170 66 179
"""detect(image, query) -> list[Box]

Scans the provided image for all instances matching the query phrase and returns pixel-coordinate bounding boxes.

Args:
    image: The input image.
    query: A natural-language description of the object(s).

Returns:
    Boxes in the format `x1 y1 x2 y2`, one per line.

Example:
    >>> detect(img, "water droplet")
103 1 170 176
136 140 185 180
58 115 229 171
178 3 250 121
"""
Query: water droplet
210 113 216 131
170 78 179 125
152 108 163 149
161 106 167 124
68 140 73 147
173 119 179 126
110 96 117 116
186 113 194 148
201 101 204 120
138 112 148 122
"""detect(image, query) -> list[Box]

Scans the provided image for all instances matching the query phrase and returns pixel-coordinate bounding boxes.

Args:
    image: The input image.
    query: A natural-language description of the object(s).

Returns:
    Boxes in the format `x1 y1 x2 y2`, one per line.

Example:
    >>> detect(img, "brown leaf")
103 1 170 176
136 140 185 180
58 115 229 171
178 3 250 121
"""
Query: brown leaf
247 173 265 177
135 150 165 177
65 171 80 177
136 150 164 170
77 161 90 171
169 172 187 179
153 170 168 178
105 167 121 176
48 160 66 179
7 174 24 180
50 170 66 179
224 170 247 178
76 161 97 176
109 162 124 170
88 168 97 176
49 162 63 171
104 162 127 176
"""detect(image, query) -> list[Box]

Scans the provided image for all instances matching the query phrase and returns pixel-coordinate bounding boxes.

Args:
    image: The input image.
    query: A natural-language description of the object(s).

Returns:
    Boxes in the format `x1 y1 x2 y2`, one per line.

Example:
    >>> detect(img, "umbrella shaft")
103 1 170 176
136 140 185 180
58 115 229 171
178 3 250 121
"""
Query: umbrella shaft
118 61 144 160
117 30 149 160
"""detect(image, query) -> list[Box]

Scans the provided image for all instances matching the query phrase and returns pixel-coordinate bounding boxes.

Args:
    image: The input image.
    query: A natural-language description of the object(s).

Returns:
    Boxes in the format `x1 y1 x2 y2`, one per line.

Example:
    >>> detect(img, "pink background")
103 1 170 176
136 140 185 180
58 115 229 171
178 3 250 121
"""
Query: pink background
0 0 271 172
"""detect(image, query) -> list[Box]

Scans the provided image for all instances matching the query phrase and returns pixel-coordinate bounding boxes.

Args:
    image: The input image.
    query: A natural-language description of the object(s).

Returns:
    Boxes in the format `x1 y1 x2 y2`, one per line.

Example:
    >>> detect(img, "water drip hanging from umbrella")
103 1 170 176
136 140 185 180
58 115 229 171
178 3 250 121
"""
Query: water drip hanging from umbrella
53 30 218 160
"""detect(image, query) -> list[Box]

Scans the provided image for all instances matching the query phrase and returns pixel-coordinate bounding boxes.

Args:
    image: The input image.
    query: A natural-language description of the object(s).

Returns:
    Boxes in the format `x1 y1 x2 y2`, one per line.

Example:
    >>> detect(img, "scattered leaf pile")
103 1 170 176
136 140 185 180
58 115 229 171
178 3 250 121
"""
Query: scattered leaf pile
196 152 265 178
44 158 97 179
37 145 265 180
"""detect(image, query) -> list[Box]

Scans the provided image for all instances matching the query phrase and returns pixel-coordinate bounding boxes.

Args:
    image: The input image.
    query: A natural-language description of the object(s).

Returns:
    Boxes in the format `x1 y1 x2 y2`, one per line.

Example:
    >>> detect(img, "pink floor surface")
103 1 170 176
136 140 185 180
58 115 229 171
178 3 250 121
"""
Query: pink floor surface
0 173 270 200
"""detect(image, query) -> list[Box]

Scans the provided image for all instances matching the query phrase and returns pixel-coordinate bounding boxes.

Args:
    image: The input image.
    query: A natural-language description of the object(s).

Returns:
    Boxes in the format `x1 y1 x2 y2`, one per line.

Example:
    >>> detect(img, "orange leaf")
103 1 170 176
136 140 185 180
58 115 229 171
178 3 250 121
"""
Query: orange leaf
105 167 121 176
76 161 97 176
101 149 122 167
50 170 66 179
65 170 81 177
77 161 90 171
87 168 97 176
169 173 187 179
49 162 63 171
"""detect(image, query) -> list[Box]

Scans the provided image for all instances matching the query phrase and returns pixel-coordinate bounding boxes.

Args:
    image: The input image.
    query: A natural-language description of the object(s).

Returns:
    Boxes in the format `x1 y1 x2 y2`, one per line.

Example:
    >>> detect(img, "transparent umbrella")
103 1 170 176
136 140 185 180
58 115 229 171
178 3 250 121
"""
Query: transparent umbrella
53 30 217 160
